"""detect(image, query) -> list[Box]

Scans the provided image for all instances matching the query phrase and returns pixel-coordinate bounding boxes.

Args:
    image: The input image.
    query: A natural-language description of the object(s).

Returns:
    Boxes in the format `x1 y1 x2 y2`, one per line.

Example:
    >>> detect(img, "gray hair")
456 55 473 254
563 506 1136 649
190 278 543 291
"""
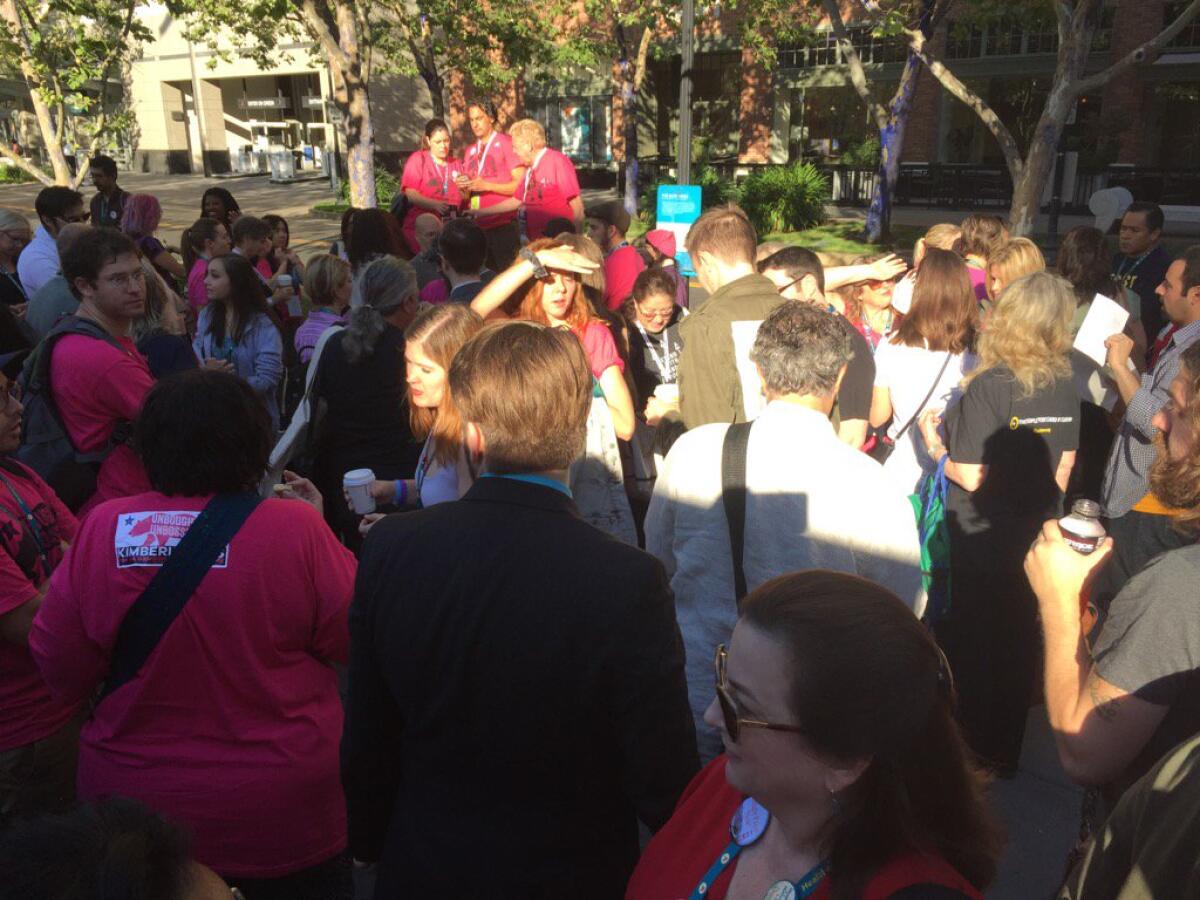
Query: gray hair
750 301 851 398
343 255 417 364
0 208 29 233
55 222 89 255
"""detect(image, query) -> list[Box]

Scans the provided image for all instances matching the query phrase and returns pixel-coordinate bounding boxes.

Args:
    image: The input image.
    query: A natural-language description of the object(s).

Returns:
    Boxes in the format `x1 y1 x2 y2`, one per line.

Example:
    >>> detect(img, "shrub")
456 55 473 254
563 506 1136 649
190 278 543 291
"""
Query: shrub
737 162 828 236
841 136 881 168
0 165 37 184
339 165 399 208
642 163 739 228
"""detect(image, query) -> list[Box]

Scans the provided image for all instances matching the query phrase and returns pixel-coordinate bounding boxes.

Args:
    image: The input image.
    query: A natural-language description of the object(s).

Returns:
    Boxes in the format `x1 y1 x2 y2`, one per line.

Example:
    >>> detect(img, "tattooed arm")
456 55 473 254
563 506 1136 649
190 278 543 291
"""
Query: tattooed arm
1026 521 1168 786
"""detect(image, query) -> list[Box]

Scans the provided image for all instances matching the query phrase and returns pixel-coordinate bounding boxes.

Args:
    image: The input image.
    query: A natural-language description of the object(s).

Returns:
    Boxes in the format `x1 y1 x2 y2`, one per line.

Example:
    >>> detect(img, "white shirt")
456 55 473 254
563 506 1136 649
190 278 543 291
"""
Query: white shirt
645 401 924 760
874 339 976 496
17 226 60 298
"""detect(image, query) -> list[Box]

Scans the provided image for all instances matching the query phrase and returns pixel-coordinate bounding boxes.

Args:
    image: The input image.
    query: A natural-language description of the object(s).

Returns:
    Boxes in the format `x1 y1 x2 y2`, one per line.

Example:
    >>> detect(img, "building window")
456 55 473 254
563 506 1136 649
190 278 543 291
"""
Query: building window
778 27 906 69
528 95 612 166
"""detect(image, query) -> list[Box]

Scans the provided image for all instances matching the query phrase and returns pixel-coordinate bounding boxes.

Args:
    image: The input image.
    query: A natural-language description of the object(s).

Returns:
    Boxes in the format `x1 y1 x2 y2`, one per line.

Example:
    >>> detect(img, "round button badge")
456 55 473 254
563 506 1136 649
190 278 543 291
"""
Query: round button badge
764 881 797 900
729 797 769 846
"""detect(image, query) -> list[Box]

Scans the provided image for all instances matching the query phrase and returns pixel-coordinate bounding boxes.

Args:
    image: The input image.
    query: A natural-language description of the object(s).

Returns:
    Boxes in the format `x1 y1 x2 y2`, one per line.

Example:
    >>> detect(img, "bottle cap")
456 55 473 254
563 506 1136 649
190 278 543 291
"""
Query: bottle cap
1071 499 1102 518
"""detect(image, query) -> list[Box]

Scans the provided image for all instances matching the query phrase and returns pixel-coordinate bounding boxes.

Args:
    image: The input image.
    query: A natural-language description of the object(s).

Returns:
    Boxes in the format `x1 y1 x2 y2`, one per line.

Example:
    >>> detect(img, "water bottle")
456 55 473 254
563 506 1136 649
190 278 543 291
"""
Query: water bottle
1059 499 1107 555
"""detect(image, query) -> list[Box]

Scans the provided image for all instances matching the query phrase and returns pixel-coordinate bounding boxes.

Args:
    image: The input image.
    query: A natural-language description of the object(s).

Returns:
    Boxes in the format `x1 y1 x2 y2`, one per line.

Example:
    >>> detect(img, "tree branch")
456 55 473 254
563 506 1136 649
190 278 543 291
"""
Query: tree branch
906 25 1024 183
633 23 652 93
823 0 887 131
0 144 52 186
1074 0 1200 96
299 0 353 73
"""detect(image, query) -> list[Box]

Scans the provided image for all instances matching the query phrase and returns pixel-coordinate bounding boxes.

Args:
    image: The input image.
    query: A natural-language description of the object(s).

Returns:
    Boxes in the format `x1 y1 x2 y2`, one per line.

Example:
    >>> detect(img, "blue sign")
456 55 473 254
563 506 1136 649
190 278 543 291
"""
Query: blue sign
656 185 703 276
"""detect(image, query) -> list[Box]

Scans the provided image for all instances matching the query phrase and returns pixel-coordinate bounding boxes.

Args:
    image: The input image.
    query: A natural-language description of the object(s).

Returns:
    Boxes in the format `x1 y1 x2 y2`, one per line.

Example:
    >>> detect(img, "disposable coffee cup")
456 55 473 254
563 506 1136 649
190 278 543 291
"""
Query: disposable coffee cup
654 383 680 404
343 469 376 515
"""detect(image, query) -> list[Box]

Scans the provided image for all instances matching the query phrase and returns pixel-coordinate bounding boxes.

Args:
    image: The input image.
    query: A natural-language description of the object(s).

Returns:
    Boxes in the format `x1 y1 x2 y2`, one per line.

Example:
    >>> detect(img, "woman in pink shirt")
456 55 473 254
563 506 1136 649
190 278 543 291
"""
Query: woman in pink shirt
399 119 462 255
30 369 357 899
183 217 231 313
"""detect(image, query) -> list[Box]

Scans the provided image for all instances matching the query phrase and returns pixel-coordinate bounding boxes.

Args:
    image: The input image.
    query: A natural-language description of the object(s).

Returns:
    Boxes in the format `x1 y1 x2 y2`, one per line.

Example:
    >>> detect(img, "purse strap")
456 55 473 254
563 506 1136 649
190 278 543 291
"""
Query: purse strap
97 491 262 705
894 352 954 444
721 421 754 605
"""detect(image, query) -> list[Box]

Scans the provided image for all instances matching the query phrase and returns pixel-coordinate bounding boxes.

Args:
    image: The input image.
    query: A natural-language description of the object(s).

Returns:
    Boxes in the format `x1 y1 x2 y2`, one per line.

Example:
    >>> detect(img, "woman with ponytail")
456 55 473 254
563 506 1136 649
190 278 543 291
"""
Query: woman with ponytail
310 256 422 548
628 570 1002 900
183 217 231 312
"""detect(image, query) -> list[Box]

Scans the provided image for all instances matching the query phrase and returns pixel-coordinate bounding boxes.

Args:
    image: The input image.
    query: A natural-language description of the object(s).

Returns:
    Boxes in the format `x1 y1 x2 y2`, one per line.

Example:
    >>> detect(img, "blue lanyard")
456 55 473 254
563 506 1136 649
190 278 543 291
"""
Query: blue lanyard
480 472 572 498
0 470 52 569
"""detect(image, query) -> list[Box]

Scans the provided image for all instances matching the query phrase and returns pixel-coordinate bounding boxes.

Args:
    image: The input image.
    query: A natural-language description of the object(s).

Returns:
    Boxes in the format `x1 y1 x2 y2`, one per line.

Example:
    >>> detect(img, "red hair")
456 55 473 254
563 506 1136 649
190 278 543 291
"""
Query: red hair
518 237 598 339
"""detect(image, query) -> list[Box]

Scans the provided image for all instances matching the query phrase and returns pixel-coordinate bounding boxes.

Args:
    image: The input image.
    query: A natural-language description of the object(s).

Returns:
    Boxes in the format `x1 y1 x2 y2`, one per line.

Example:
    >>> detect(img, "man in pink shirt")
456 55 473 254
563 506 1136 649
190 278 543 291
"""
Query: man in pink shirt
47 229 155 516
455 100 526 271
585 199 647 312
470 118 582 242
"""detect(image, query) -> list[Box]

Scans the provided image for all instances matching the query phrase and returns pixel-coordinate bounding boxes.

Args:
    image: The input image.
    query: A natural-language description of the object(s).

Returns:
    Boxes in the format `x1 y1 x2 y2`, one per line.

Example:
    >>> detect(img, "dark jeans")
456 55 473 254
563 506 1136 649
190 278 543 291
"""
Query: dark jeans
0 714 82 831
226 853 353 900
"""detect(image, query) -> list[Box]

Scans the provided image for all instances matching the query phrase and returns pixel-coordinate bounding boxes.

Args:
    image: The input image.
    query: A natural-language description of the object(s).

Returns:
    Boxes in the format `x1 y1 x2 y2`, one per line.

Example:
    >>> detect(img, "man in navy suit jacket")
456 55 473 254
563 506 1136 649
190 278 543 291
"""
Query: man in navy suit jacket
341 321 699 899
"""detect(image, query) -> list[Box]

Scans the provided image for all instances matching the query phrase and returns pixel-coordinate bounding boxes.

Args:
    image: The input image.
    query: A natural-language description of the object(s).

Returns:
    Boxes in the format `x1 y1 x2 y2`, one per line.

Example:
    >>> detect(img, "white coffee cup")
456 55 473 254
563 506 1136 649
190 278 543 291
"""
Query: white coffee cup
654 383 680 404
343 468 376 515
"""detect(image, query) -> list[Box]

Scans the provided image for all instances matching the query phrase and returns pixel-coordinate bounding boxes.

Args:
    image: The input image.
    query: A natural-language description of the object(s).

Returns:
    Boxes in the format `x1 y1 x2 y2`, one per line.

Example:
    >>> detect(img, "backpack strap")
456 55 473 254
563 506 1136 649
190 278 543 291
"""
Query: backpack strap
721 421 753 605
96 491 262 705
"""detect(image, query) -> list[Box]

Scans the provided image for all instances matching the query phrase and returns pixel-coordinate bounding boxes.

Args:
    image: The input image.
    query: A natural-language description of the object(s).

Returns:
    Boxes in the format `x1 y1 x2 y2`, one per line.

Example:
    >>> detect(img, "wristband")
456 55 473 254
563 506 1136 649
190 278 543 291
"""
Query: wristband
519 247 549 280
394 479 408 506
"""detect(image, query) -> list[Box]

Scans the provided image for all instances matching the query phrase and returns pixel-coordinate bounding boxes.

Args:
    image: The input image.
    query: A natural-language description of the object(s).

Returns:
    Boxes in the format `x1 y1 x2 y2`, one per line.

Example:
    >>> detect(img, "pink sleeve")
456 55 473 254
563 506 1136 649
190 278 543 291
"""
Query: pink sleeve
400 152 425 191
0 549 39 616
582 322 624 379
420 280 448 305
29 529 111 706
557 153 581 201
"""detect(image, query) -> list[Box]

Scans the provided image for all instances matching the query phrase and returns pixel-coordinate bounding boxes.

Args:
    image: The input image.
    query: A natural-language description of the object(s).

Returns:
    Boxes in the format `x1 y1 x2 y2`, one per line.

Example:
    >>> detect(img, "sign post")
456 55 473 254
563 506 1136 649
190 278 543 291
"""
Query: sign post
656 185 703 276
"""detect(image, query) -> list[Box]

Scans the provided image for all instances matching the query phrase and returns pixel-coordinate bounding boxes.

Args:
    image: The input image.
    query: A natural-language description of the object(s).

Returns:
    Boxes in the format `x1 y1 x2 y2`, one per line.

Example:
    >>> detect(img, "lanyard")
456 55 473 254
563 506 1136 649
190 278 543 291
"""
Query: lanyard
0 469 53 570
1116 249 1152 279
473 132 497 177
480 471 571 498
523 148 548 198
415 435 435 504
690 798 827 900
636 321 675 383
429 152 450 197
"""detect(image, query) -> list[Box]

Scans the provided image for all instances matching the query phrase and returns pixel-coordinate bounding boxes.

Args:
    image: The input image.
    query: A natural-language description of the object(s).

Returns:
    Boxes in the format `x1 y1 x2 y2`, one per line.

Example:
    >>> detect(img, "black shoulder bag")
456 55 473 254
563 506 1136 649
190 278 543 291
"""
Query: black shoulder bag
721 421 753 606
871 353 954 464
96 491 262 705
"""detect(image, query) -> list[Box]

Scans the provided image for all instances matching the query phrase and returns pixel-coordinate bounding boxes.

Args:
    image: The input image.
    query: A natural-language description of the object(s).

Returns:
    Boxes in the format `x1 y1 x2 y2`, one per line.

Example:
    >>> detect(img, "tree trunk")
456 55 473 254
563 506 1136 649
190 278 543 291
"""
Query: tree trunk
343 76 376 209
0 0 70 185
422 68 446 118
621 63 638 217
864 51 921 244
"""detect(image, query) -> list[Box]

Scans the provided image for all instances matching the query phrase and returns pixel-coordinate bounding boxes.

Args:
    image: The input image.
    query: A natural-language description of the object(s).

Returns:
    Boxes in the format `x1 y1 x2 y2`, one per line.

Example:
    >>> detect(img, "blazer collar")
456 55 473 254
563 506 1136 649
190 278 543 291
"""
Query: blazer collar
461 474 578 515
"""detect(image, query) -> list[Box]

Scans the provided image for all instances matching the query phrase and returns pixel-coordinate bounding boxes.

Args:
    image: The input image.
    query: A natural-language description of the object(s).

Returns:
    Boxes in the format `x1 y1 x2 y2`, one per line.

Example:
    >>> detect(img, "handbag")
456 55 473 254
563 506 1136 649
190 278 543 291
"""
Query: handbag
95 491 262 705
871 352 954 464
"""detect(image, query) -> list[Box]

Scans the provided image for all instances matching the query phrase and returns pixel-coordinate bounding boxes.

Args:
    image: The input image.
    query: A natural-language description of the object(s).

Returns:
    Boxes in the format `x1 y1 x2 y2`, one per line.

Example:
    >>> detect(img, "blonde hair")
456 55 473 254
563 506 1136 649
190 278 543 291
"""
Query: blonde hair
965 271 1073 396
406 304 484 467
303 254 351 309
988 238 1045 298
0 208 29 233
922 223 961 253
509 118 546 148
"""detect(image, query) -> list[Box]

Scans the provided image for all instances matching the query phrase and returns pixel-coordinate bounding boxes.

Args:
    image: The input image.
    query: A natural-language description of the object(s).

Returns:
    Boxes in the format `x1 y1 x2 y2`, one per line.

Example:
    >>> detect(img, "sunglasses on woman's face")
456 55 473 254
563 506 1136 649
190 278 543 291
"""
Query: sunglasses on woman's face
713 643 806 744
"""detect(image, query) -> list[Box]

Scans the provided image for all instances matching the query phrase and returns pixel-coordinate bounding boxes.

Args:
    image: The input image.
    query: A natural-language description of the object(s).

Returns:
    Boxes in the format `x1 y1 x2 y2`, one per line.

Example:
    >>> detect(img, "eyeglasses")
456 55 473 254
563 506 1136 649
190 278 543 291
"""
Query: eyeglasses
103 268 146 289
714 643 805 743
0 230 29 244
637 306 674 322
61 212 90 224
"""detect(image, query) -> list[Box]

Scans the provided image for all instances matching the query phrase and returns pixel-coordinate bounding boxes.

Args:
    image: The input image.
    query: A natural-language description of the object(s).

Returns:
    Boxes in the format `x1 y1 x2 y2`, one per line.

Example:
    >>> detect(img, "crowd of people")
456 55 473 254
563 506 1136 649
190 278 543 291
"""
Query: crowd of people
0 109 1198 900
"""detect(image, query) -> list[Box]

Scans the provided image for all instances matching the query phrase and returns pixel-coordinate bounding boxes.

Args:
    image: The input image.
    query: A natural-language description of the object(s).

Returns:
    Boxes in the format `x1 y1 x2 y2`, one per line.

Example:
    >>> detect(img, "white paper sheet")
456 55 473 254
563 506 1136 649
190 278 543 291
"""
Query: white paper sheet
1073 293 1131 368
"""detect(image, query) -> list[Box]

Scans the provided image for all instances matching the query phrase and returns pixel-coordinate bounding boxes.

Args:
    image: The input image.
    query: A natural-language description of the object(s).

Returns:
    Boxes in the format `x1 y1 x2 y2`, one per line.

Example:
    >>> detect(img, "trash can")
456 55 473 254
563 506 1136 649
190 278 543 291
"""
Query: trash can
268 146 295 181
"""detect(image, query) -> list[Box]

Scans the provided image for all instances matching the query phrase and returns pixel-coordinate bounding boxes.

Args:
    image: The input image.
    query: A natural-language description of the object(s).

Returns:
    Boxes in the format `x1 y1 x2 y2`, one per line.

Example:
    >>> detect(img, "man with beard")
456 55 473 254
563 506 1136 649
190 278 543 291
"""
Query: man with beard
1026 339 1200 807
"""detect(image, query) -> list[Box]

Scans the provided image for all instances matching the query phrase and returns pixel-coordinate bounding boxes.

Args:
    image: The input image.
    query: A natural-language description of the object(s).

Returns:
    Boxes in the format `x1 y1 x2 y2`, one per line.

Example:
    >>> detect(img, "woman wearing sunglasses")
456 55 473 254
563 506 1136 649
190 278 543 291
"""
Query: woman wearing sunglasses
626 571 1001 900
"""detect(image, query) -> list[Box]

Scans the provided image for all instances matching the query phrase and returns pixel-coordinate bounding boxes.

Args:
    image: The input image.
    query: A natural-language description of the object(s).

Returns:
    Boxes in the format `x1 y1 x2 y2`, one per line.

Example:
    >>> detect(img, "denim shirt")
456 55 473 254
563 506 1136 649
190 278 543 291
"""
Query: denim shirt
193 308 284 429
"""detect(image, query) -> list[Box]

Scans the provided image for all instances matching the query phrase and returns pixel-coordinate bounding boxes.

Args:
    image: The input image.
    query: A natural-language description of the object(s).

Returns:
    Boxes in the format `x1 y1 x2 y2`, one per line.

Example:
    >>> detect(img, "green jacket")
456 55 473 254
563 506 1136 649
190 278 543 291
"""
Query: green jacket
677 273 784 429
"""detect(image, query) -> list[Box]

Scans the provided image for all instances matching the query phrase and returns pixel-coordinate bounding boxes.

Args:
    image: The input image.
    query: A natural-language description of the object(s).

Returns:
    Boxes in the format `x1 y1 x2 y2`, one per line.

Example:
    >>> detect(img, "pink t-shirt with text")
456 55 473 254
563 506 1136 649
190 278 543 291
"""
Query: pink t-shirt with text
517 148 580 241
29 494 358 878
400 150 463 254
461 131 523 229
50 333 154 517
186 258 209 311
604 244 646 311
0 462 78 752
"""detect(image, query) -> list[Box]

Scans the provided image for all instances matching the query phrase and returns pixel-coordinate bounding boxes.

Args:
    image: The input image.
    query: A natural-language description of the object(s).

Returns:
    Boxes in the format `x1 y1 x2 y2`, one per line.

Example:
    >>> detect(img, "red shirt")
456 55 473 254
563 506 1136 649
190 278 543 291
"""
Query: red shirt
580 321 624 380
626 756 981 900
517 148 580 240
400 149 463 254
461 131 522 229
604 244 646 311
29 493 358 878
50 333 154 518
0 461 78 752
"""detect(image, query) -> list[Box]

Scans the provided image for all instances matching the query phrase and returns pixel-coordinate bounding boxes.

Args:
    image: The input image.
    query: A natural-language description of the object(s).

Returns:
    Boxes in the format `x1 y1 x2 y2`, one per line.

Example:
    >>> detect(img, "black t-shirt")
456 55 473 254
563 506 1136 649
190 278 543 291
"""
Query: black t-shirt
836 314 875 423
628 313 684 406
946 365 1079 535
1114 244 1172 341
313 324 421 478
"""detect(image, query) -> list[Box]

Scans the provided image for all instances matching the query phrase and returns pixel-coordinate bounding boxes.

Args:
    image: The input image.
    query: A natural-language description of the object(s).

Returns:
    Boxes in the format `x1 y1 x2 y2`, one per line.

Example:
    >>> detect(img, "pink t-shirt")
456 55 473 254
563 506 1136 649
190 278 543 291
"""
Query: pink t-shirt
517 148 580 241
50 333 154 518
603 243 646 311
29 493 357 878
461 131 523 229
0 462 78 752
255 257 274 283
186 258 208 310
580 321 623 380
400 150 463 254
968 264 989 303
420 279 449 305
